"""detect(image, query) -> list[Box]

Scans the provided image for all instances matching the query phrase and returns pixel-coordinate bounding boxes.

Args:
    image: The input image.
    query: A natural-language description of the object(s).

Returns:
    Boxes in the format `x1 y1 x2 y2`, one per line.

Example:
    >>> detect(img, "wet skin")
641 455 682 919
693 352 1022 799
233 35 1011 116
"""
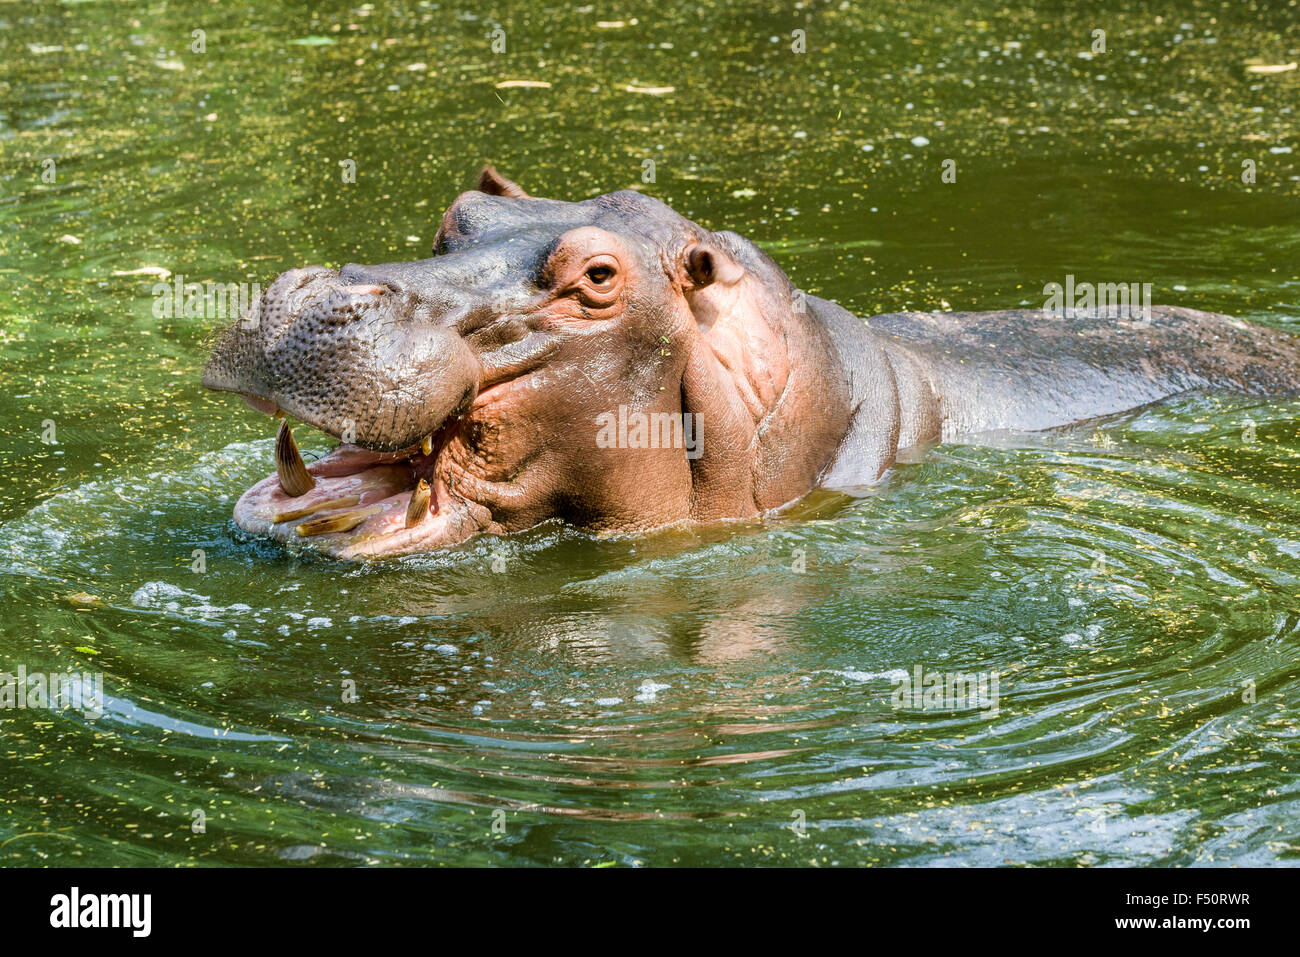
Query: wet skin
203 167 1300 560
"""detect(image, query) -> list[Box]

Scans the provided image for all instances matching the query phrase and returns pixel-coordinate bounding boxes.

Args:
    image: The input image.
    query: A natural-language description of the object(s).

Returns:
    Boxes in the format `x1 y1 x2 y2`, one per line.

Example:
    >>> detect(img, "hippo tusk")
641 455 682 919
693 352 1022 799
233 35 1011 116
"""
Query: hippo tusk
275 419 316 497
421 434 433 456
296 505 381 537
273 494 361 524
405 478 431 527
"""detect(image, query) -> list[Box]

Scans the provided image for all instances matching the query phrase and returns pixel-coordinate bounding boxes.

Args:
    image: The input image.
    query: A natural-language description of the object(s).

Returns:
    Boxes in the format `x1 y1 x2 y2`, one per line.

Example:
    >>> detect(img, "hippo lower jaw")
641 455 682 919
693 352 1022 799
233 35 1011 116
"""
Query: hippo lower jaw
231 413 476 560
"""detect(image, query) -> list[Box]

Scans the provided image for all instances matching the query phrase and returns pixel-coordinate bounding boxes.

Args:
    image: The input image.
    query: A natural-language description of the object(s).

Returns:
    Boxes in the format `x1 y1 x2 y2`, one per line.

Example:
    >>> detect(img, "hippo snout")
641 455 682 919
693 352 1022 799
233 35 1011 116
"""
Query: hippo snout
202 263 483 451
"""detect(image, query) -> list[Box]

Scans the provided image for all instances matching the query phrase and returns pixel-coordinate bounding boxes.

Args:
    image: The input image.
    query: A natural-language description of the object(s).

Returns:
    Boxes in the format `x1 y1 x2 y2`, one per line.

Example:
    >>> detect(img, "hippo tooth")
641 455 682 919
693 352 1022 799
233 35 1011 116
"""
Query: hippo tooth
273 494 361 524
275 419 316 497
405 479 431 528
421 434 433 456
296 505 381 537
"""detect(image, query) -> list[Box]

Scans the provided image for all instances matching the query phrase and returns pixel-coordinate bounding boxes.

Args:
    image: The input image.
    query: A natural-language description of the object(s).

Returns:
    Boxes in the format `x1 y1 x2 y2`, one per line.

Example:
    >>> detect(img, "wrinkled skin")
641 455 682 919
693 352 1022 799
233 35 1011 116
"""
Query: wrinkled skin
203 167 1300 560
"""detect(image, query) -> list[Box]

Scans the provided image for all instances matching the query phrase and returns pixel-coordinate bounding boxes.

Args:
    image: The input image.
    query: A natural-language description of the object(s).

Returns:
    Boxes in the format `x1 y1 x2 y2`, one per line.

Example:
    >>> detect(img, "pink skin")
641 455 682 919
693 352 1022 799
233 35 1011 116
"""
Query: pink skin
234 458 461 560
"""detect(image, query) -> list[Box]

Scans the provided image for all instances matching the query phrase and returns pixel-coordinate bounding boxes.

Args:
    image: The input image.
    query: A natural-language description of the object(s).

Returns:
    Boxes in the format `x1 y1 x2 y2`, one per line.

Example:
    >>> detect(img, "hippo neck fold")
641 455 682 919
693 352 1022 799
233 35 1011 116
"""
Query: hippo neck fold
681 234 855 520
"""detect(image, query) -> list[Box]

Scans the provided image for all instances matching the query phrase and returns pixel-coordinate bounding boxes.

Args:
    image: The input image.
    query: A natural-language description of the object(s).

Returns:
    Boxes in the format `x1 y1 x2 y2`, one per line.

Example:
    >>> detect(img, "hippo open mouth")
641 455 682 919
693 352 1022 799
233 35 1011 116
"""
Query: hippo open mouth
225 413 467 561
204 166 1300 561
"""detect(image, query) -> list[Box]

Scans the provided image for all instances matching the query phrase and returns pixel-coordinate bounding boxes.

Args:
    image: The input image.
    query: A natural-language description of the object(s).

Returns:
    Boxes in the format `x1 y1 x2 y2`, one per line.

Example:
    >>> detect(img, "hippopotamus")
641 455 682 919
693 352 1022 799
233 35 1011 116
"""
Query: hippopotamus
202 166 1300 560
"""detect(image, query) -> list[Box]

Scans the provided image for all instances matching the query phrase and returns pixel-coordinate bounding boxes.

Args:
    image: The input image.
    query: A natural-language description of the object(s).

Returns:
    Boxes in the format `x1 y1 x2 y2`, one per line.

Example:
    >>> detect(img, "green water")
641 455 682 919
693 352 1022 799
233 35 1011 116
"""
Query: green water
2 0 1299 866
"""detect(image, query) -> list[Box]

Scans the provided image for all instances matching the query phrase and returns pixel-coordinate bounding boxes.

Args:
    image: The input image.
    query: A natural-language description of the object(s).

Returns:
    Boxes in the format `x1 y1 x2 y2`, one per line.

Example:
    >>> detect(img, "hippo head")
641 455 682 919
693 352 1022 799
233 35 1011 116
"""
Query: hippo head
204 167 850 559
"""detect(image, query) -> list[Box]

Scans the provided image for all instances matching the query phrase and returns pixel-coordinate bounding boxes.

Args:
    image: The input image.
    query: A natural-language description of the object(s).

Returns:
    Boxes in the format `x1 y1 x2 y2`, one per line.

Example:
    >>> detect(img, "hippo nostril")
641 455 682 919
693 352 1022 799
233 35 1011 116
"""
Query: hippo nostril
339 264 406 296
338 263 392 285
340 283 389 297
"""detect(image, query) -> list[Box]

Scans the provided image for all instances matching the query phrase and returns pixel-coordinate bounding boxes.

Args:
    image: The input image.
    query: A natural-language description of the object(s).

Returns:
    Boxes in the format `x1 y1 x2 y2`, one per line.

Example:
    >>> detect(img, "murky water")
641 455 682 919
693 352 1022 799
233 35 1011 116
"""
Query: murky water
2 0 1298 866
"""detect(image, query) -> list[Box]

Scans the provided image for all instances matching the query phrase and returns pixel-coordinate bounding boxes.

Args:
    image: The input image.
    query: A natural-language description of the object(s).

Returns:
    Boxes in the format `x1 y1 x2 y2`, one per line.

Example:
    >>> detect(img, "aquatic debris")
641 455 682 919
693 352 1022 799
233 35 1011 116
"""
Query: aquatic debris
1245 61 1296 74
112 266 172 279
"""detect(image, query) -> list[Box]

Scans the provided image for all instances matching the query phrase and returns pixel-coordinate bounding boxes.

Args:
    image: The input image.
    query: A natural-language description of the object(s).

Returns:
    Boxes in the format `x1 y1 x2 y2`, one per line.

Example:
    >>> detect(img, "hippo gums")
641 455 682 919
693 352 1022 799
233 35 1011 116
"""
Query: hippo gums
203 166 1300 560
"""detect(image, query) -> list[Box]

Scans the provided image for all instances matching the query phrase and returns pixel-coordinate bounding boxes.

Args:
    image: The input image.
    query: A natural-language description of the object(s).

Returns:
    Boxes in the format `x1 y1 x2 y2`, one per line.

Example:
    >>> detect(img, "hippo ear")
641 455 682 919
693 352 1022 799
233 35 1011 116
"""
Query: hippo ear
476 165 530 198
683 243 743 290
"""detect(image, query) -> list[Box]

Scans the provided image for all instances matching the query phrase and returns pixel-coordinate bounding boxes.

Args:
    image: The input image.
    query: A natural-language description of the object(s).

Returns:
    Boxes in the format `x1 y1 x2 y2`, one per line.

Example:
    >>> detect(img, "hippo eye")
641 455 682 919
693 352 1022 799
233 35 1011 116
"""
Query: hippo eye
551 247 622 307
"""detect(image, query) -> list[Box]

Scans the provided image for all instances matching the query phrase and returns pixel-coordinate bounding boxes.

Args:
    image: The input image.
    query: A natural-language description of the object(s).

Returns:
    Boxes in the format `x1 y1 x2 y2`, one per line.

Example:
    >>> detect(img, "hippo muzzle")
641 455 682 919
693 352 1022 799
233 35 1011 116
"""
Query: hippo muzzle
203 263 482 452
201 246 520 560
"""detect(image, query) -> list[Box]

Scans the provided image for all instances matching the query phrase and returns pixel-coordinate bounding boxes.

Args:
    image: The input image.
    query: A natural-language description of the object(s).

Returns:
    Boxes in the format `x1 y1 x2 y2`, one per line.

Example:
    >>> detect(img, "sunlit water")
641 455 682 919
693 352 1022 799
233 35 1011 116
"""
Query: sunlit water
1 0 1298 866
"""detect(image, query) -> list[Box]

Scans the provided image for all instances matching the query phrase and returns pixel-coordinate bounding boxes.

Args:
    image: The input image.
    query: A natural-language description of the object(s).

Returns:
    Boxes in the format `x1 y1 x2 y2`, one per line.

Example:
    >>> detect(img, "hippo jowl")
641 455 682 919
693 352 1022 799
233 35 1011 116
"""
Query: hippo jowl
203 166 1300 560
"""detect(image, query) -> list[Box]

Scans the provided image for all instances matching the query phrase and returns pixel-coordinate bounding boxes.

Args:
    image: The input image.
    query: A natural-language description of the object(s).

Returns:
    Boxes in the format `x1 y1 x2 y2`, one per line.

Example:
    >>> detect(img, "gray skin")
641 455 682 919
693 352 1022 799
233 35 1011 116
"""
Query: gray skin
203 167 1300 560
